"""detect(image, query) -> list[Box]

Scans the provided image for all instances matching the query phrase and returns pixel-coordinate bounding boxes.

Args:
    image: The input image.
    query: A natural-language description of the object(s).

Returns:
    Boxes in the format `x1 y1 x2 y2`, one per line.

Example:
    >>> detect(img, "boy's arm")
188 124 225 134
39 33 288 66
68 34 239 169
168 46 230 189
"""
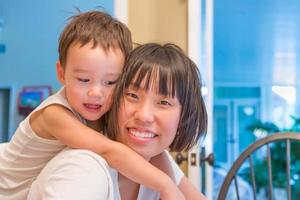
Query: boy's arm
150 151 176 182
178 177 207 200
30 105 184 200
151 151 207 200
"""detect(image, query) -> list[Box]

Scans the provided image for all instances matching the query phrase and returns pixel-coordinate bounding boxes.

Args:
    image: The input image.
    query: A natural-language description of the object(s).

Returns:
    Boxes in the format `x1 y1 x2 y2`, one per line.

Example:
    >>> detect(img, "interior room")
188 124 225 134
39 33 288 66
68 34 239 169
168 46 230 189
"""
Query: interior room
1 0 300 199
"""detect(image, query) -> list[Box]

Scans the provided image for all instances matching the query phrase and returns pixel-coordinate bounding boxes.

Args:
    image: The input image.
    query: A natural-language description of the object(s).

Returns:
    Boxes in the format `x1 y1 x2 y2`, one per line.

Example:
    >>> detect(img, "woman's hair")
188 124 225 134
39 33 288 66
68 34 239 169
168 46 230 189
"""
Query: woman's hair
106 43 207 151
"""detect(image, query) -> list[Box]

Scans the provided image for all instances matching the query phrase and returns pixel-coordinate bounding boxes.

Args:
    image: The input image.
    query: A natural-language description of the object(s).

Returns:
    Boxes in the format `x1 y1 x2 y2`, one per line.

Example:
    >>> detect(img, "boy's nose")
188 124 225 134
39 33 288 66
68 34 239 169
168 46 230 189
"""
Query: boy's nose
87 86 103 98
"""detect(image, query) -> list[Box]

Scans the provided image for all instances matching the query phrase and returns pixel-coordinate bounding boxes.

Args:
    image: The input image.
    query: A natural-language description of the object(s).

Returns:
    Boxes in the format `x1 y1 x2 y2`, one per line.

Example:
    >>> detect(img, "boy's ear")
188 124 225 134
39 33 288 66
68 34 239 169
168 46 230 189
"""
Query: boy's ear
56 61 65 84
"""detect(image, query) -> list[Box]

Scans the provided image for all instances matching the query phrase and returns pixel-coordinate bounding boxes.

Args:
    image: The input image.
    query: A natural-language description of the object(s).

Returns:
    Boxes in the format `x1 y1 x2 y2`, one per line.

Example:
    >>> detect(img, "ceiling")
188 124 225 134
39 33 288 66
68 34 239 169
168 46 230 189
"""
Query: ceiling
214 0 300 86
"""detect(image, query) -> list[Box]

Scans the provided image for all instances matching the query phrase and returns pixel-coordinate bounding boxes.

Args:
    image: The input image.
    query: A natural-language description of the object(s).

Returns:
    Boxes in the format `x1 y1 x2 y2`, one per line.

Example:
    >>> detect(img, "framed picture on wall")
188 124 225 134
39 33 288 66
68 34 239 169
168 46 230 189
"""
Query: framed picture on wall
17 86 52 116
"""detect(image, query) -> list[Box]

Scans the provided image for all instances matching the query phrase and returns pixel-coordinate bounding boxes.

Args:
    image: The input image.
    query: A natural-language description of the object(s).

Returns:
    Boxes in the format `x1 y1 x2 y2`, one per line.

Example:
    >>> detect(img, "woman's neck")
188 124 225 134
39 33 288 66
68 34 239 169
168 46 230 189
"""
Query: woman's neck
118 173 140 200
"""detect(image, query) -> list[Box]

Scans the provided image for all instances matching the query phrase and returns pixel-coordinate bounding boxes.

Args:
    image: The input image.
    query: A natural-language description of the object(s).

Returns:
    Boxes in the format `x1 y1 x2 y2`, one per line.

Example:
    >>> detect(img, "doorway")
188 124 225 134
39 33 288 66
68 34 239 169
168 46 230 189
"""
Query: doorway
0 88 10 142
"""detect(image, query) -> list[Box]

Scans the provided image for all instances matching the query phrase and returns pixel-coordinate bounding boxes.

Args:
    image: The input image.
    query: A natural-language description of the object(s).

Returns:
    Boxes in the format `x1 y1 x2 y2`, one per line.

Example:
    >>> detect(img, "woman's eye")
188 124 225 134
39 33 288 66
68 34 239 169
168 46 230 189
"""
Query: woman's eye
126 92 138 99
77 78 89 82
159 100 172 106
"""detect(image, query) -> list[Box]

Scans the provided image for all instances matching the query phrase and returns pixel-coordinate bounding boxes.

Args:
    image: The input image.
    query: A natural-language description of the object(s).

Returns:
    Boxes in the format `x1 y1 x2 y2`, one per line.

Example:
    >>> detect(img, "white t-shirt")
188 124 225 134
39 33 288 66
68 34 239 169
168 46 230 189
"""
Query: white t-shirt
28 148 184 200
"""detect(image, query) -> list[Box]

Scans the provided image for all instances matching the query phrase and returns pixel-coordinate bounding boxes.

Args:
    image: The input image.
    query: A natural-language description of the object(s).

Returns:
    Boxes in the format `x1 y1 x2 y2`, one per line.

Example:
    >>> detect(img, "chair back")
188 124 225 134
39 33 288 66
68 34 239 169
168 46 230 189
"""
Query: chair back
217 132 300 200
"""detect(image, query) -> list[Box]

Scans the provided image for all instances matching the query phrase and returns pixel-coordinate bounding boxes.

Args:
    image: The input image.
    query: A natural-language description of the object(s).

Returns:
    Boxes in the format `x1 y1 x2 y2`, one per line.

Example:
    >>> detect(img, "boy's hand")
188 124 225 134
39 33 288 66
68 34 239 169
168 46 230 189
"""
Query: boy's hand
160 180 186 200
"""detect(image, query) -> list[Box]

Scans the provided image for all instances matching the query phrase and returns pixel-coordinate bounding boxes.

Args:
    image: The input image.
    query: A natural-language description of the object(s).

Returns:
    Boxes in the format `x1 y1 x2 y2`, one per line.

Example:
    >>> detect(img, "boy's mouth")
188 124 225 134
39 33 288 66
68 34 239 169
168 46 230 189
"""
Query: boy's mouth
84 103 101 112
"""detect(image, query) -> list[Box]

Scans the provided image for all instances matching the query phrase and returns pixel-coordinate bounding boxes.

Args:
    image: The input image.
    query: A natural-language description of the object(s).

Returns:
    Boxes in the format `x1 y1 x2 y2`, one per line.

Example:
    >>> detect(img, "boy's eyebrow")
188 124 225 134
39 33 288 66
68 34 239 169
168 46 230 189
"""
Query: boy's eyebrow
73 68 121 76
107 72 122 75
73 68 88 73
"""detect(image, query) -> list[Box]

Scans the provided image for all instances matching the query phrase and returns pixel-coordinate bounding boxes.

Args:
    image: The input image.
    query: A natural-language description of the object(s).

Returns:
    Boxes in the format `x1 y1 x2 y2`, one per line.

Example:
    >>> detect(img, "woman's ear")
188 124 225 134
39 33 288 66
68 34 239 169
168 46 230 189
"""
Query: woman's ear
56 61 65 84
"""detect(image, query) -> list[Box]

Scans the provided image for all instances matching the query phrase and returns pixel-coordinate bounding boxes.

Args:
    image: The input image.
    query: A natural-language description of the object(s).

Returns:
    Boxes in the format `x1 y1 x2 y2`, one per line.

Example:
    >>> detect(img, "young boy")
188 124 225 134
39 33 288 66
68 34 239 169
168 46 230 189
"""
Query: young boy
0 11 183 200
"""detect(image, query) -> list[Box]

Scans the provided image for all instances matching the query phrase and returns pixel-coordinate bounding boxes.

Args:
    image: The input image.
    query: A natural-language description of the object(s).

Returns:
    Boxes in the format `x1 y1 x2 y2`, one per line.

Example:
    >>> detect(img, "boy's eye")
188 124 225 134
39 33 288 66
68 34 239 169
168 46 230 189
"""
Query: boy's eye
77 78 89 82
104 80 118 85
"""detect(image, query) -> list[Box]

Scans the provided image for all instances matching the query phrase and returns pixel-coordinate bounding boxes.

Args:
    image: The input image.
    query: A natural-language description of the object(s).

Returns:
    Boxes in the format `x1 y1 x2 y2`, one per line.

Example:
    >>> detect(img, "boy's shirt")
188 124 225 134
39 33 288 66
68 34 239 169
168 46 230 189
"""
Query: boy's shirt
0 87 85 200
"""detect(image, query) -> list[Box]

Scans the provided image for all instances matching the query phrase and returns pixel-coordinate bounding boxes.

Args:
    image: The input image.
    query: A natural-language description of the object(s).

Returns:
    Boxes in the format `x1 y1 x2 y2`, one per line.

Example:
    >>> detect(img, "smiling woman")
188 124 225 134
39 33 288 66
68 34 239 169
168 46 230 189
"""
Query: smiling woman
105 43 208 199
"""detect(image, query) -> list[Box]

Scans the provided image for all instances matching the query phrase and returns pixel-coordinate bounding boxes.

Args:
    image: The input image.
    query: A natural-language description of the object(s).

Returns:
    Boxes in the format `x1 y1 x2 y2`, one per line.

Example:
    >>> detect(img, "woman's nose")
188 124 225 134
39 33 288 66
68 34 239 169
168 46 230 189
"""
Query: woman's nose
134 101 154 123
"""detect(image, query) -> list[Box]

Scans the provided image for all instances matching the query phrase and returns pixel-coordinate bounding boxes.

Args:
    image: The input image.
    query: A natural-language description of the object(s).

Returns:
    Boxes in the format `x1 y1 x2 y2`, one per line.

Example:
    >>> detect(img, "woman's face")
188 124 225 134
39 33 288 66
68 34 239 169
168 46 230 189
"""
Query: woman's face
116 80 182 161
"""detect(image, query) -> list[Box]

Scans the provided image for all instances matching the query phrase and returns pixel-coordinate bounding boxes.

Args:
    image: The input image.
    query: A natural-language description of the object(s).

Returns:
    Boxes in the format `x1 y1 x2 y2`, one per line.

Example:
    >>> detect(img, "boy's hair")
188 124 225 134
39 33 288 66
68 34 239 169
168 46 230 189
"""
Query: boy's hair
107 43 207 151
58 10 132 68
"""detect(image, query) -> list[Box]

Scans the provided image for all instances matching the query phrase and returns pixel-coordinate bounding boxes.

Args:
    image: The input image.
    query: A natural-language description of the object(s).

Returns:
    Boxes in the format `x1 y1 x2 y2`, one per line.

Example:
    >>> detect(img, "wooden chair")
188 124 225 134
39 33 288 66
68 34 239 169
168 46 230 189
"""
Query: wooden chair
217 132 300 200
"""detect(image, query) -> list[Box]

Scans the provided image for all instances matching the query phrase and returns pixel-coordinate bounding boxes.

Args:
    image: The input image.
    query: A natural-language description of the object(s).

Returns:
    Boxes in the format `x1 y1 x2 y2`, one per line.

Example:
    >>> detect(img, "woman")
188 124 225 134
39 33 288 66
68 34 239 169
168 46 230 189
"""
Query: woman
28 43 207 200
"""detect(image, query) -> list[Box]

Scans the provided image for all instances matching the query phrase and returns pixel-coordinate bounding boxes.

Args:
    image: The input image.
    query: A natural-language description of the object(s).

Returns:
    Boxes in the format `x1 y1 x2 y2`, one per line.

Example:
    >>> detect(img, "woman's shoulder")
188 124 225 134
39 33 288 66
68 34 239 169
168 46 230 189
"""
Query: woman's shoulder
28 147 115 199
56 147 110 168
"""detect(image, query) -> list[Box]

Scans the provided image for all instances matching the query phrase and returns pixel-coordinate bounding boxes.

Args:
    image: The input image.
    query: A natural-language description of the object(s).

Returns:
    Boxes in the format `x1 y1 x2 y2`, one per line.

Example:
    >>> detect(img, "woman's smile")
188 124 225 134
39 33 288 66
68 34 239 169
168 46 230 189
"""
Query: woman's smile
127 127 158 143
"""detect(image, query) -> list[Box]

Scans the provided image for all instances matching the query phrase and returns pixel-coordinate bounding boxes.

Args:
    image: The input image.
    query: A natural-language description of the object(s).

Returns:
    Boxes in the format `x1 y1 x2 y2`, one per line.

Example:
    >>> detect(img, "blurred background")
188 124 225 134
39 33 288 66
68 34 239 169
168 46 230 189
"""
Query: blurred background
1 0 300 199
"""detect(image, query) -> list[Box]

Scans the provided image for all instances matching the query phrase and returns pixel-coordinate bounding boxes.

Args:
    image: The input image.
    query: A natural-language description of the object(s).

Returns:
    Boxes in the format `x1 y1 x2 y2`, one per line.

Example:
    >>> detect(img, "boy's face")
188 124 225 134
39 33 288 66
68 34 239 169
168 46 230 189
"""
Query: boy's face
57 42 124 121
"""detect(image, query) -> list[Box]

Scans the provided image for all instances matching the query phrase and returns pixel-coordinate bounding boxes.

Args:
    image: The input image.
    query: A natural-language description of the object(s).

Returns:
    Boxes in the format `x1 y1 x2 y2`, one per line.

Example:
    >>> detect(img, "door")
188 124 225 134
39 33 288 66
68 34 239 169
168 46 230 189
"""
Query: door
213 89 261 199
116 0 215 197
214 99 260 166
188 0 214 198
0 88 10 142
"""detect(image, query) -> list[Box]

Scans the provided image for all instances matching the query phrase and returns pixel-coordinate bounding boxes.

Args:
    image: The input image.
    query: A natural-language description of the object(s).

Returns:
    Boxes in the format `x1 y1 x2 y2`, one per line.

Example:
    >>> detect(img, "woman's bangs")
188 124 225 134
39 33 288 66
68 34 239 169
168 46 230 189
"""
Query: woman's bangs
129 63 176 97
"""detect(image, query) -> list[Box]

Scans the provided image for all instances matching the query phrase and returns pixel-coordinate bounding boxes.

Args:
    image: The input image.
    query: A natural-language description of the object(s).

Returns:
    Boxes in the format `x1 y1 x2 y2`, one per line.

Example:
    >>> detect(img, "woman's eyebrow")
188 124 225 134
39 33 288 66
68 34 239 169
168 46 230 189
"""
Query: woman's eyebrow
128 84 140 90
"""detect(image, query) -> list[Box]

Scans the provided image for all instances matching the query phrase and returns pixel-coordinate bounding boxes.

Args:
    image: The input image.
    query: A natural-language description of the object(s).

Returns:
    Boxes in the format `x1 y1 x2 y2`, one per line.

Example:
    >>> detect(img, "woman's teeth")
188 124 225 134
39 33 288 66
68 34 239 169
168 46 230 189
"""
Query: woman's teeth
130 130 156 138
